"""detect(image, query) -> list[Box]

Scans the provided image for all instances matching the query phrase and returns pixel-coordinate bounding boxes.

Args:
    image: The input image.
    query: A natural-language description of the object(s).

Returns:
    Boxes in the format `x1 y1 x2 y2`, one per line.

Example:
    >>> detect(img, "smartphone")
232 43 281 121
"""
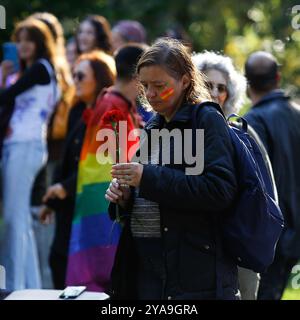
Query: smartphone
2 42 19 73
59 286 86 299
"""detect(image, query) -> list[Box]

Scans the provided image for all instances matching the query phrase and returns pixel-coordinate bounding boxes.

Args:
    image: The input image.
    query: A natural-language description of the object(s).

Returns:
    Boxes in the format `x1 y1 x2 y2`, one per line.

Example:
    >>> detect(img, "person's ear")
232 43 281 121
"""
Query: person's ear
182 74 190 90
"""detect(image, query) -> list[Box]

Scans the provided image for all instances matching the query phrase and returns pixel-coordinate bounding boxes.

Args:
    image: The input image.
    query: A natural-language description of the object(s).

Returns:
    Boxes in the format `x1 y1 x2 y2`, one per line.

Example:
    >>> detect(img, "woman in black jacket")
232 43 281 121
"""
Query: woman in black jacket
40 50 116 288
105 38 240 300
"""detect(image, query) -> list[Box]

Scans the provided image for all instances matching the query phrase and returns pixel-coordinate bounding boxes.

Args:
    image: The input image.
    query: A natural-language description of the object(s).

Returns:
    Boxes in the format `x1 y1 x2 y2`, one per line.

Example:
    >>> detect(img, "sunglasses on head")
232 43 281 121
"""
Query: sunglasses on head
73 71 86 82
205 81 227 94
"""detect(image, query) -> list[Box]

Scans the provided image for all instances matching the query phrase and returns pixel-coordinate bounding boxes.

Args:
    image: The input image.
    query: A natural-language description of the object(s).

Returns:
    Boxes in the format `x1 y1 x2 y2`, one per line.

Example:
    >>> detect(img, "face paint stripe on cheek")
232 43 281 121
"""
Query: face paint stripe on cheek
160 87 175 100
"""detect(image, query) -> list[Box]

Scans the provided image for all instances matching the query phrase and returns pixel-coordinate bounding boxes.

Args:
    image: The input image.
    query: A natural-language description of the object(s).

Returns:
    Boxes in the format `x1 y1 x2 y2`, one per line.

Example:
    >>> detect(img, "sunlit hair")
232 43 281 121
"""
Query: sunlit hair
30 12 74 115
13 18 57 74
72 50 116 105
136 37 211 108
30 12 66 60
192 51 246 116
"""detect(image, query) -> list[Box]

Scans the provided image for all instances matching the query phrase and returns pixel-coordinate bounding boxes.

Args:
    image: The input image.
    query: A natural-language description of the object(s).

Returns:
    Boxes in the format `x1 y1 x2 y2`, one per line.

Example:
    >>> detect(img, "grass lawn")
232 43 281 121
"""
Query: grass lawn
282 274 300 300
282 287 300 300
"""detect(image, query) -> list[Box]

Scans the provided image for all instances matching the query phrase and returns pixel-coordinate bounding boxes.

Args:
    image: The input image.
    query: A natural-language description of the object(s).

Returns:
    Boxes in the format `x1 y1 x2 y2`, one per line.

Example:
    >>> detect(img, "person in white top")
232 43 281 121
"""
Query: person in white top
0 18 60 291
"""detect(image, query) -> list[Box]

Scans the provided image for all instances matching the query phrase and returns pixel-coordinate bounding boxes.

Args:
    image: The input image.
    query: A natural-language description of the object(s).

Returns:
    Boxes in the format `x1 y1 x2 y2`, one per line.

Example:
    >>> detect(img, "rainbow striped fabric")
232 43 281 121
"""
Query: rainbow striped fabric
66 90 139 292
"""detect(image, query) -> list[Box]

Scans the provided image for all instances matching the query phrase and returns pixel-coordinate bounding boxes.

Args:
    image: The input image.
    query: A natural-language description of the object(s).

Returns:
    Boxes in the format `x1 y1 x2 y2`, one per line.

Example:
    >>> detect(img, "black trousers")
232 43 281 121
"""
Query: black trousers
257 252 298 300
49 250 68 289
135 238 166 300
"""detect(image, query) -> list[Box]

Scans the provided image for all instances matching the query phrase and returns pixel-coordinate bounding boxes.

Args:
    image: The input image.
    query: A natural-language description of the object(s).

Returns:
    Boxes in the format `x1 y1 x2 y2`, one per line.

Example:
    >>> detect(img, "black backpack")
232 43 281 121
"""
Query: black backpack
193 102 284 272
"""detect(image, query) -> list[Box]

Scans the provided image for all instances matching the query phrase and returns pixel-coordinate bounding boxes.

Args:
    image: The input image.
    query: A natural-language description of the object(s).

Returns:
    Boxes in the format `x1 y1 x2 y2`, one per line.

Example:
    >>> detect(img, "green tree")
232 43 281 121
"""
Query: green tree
0 0 299 97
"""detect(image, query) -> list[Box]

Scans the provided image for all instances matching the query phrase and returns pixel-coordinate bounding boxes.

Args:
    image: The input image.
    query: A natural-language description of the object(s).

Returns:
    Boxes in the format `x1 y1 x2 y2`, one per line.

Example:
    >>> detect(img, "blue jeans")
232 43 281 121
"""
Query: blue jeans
0 141 47 290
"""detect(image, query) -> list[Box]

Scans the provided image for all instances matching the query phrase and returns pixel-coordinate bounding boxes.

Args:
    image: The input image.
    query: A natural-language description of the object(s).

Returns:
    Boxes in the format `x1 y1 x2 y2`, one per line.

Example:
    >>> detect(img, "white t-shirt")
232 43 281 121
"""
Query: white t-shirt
4 59 60 144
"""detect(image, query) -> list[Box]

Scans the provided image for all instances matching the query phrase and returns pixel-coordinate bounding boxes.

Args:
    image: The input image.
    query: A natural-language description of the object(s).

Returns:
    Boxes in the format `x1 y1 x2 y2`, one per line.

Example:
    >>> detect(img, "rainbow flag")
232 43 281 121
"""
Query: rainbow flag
66 91 139 292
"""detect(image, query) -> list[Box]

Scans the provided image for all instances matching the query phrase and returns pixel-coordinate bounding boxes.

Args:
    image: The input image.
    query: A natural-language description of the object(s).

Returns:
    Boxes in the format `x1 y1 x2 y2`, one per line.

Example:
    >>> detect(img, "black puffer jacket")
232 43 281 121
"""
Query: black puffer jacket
109 102 239 300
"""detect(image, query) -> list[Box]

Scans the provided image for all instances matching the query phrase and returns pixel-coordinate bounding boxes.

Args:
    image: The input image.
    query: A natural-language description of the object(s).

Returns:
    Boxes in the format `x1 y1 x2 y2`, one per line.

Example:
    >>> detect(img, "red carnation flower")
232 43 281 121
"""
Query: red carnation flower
101 109 125 129
100 109 126 163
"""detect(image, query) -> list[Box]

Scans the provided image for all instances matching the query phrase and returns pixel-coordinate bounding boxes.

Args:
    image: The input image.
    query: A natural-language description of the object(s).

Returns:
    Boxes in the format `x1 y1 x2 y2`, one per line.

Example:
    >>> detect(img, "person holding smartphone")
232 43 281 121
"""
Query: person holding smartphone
0 18 60 291
0 42 19 88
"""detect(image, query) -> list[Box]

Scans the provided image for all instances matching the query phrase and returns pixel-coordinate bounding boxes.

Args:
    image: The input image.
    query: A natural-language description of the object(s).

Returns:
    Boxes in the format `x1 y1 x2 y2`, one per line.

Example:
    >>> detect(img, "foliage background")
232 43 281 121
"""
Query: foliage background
0 0 300 101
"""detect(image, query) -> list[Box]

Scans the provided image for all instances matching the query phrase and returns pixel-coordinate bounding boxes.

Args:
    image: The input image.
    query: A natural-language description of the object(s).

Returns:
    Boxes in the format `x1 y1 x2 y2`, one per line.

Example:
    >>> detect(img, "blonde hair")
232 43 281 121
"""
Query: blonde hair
137 38 211 105
30 12 74 101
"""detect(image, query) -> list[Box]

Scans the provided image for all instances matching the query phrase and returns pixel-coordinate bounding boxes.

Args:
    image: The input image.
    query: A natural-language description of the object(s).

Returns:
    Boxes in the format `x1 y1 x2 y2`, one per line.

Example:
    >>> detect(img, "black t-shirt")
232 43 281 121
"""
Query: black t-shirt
0 61 51 106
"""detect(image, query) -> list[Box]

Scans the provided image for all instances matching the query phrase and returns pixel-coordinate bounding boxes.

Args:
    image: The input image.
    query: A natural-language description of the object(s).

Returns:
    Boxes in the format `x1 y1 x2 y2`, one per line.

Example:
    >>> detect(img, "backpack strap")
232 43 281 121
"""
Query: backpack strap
192 101 226 120
192 102 249 133
227 113 248 132
38 58 58 107
191 101 226 156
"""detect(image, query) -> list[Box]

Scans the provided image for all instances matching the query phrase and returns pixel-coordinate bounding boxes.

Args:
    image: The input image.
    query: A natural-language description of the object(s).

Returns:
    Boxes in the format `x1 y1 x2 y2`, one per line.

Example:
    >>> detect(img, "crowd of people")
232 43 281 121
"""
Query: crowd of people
0 11 300 300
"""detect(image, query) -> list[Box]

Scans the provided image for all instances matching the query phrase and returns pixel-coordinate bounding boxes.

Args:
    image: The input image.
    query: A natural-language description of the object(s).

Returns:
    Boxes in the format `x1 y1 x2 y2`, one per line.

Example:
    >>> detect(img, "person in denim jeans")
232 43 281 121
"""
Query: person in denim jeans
1 141 47 289
0 18 60 290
